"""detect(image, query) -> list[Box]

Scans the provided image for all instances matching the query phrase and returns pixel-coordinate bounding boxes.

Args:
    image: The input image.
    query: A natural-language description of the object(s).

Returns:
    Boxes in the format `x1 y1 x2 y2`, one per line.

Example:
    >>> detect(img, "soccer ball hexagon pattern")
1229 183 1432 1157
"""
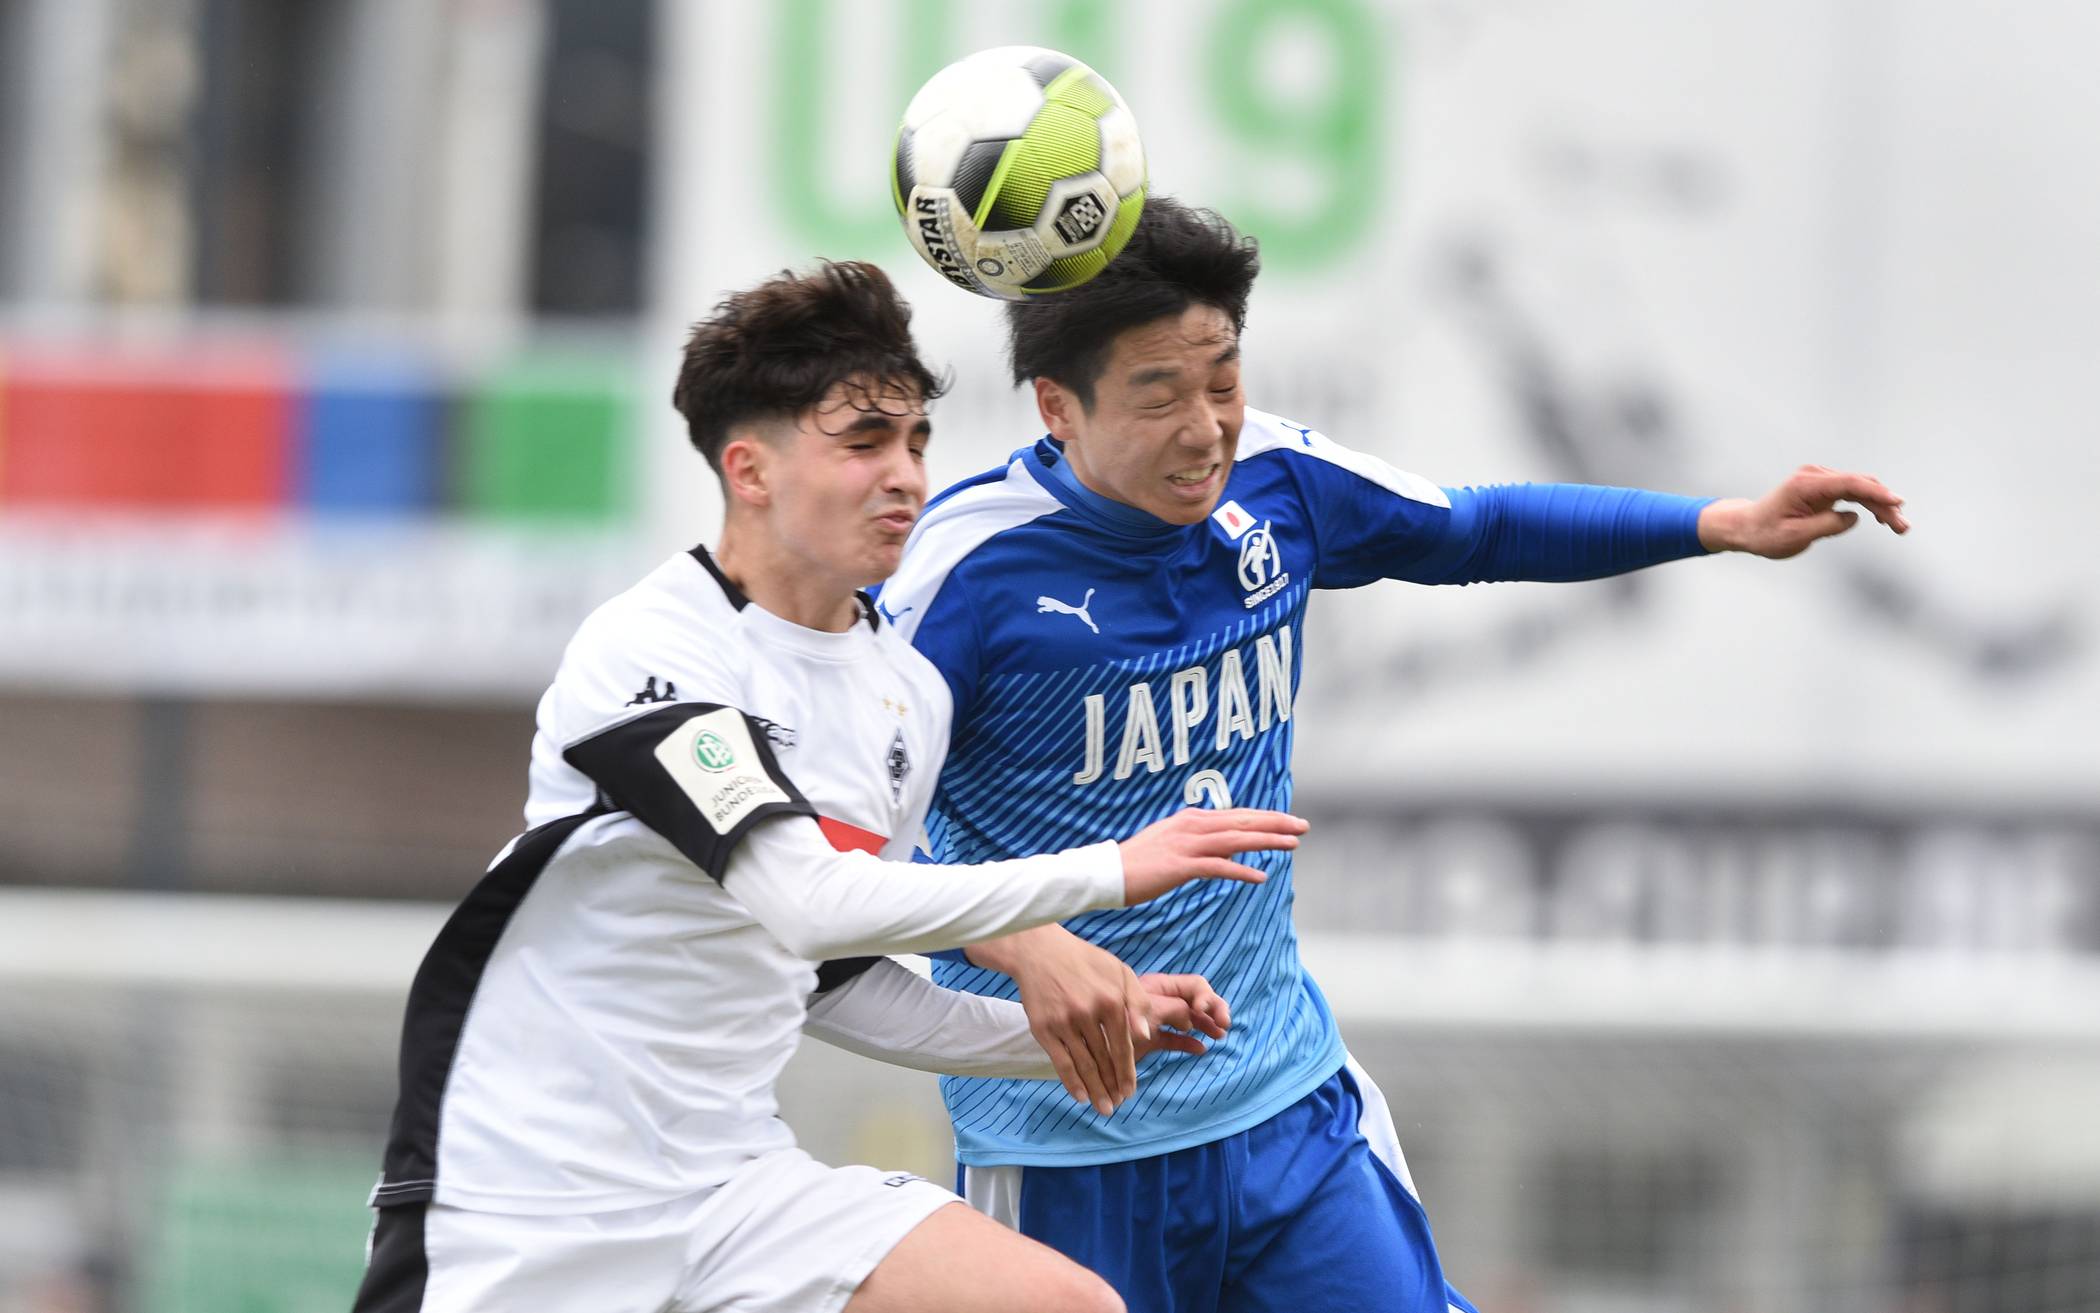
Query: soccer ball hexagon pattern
893 46 1147 300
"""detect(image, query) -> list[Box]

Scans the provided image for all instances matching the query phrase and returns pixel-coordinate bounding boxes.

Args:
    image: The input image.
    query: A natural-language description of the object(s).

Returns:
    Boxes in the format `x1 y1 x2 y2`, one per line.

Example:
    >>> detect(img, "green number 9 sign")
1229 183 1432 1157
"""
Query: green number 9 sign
1204 0 1385 271
768 0 1388 272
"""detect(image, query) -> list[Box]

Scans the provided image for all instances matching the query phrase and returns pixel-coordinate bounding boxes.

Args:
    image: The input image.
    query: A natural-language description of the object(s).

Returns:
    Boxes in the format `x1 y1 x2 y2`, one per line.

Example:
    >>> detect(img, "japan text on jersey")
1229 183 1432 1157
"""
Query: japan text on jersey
879 408 1457 1167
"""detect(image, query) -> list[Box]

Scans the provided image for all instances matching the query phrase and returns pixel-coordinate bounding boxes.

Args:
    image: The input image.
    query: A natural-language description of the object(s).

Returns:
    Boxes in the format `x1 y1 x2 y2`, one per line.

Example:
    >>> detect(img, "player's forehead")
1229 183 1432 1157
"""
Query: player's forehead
1103 304 1239 387
804 372 931 434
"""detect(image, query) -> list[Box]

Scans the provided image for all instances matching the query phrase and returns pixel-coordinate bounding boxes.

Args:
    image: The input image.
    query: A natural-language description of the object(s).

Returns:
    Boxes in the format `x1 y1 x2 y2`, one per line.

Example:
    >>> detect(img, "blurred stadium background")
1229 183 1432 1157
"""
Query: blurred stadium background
0 1 2095 1310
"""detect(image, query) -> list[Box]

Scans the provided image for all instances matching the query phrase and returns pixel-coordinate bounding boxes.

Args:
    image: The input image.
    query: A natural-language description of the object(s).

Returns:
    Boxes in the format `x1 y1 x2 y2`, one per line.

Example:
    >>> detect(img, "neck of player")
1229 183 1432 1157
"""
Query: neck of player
712 528 865 633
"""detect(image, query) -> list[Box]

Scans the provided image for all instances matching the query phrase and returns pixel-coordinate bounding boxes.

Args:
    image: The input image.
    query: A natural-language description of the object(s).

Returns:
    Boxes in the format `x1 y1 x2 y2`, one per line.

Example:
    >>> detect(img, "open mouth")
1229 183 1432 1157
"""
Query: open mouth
1167 463 1219 489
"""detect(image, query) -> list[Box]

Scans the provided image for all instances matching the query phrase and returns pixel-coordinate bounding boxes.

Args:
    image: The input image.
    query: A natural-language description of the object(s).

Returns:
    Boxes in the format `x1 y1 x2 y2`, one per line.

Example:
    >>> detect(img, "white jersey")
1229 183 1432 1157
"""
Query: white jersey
371 547 1125 1216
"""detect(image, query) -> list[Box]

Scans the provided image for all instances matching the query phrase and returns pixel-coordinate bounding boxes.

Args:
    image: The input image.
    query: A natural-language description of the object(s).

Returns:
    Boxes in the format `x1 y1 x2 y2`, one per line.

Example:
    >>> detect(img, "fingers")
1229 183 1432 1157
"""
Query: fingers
1142 973 1230 1038
1144 995 1196 1032
1199 859 1269 884
1144 1032 1209 1057
1108 976 1144 1105
1059 1021 1117 1115
1800 469 1910 534
1186 808 1309 836
1092 987 1142 1109
1858 496 1910 534
1178 810 1307 861
1130 979 1219 1058
1803 509 1859 542
1199 829 1299 857
1041 1034 1091 1110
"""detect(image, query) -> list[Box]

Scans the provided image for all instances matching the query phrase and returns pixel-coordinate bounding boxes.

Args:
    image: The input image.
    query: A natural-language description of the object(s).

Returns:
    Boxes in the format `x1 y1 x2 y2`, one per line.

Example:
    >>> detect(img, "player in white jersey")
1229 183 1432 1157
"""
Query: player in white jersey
349 261 1306 1313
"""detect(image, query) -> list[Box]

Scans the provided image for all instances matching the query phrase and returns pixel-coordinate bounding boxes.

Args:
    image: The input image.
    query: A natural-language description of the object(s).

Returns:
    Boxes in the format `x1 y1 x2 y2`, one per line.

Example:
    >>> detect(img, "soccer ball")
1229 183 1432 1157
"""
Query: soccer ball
892 46 1146 301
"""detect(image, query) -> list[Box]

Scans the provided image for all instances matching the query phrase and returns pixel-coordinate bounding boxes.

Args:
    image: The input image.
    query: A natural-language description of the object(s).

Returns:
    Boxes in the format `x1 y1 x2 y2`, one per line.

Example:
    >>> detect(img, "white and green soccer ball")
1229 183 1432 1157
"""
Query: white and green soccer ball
892 46 1146 301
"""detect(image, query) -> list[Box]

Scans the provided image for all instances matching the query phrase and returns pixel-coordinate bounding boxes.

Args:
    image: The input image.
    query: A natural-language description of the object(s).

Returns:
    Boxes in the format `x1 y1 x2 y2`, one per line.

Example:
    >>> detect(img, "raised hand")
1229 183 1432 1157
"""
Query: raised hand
1117 807 1306 905
1698 465 1910 559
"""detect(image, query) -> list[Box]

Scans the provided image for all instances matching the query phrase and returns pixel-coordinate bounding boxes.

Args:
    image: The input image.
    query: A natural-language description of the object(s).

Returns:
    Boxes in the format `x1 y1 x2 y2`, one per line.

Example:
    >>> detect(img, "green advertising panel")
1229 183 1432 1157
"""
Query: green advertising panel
144 1154 374 1313
462 359 637 522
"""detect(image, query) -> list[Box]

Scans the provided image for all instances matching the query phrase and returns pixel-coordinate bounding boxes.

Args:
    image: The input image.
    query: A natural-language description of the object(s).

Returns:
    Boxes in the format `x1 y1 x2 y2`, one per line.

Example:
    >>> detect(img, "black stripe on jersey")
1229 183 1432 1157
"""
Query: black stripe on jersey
350 1203 430 1312
692 542 878 631
562 702 815 883
373 810 599 1207
689 543 750 609
812 956 881 995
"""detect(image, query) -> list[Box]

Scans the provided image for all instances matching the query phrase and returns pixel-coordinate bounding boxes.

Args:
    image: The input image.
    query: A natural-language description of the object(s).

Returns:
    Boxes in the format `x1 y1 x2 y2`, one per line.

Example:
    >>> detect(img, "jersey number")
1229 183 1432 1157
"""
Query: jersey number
1183 769 1233 809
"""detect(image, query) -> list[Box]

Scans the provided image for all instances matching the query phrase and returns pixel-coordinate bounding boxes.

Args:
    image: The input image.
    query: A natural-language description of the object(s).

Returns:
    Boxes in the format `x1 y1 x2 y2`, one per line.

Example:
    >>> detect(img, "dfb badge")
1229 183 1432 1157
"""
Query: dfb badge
885 729 911 803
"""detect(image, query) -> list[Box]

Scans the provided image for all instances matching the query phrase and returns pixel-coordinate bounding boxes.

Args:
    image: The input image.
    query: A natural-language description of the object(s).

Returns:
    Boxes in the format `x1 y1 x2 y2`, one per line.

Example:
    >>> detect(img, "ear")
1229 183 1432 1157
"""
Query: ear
1035 376 1079 443
718 433 772 509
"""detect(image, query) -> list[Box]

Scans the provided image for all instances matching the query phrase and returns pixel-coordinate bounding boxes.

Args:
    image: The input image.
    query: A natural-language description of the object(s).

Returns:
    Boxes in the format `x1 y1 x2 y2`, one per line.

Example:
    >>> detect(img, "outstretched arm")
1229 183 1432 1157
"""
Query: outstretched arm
561 701 1301 960
1275 416 1908 587
1403 466 1905 584
727 808 1298 962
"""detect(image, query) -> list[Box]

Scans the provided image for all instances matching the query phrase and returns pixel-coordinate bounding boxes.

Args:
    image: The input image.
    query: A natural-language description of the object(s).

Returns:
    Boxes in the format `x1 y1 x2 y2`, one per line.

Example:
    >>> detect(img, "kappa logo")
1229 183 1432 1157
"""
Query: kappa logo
1237 521 1291 609
625 676 677 706
1037 587 1100 634
750 716 797 751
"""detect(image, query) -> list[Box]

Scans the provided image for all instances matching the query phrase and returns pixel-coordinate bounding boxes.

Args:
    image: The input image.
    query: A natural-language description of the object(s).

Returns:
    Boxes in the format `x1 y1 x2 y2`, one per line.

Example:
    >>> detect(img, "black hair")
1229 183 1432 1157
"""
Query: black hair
673 260 946 471
1004 196 1259 408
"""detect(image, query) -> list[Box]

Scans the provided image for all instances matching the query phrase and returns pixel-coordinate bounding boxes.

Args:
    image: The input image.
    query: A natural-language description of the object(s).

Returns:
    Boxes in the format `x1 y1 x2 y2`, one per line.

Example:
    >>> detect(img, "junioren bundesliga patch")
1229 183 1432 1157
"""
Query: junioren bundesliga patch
654 707 794 836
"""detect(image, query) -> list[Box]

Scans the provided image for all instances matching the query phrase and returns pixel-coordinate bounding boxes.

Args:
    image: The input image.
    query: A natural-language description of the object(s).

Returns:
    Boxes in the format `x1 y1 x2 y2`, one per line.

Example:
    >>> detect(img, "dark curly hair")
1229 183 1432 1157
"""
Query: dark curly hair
673 261 947 471
1005 196 1259 409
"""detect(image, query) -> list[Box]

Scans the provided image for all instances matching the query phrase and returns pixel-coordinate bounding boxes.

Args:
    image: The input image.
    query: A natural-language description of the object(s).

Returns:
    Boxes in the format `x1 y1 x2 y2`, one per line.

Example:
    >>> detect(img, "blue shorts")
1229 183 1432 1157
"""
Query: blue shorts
959 1062 1476 1313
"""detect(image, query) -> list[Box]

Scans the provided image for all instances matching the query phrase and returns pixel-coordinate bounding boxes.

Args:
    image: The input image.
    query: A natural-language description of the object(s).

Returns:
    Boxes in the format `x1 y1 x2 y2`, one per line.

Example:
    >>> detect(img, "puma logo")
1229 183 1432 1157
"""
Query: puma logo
1037 588 1099 634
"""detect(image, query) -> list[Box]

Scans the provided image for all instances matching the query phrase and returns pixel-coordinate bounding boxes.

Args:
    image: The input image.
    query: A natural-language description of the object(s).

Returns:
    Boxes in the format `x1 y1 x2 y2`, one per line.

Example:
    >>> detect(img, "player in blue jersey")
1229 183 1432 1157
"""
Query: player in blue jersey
876 197 1908 1313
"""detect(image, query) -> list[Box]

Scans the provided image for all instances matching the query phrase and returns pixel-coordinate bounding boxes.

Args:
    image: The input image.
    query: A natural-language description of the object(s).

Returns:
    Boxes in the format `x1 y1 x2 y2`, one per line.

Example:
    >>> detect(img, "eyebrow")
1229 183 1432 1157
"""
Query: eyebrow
1126 344 1241 390
839 413 932 436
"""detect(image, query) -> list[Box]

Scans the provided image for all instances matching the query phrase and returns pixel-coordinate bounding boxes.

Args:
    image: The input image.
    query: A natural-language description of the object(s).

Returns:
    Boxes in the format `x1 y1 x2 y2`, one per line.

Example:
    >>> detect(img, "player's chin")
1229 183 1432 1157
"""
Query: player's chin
1148 486 1223 526
859 535 908 583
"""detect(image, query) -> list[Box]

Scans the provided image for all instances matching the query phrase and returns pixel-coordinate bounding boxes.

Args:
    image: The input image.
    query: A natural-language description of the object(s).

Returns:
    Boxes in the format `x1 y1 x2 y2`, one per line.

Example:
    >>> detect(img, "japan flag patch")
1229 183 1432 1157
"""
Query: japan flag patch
1212 500 1256 540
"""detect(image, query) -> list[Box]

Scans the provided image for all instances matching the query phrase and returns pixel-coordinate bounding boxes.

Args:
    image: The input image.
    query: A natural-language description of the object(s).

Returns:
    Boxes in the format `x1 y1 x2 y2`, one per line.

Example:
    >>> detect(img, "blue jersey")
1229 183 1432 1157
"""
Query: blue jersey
881 408 1709 1166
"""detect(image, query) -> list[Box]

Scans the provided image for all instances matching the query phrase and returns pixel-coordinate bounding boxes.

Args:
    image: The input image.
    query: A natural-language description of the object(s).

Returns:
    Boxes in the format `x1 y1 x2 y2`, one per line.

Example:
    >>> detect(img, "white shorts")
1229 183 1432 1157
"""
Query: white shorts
351 1147 958 1313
